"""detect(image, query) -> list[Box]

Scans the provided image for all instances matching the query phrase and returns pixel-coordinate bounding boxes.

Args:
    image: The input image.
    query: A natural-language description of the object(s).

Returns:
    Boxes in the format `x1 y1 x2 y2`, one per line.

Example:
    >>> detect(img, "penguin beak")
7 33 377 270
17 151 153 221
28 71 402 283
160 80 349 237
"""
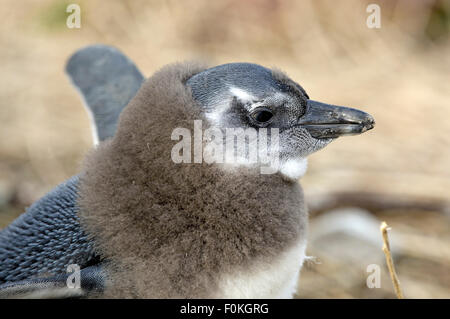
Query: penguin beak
298 100 375 139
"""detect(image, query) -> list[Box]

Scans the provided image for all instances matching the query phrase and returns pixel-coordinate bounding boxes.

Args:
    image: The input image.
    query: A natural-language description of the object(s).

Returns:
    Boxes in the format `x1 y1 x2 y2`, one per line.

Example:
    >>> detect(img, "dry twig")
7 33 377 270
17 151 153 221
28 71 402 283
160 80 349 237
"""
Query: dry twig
380 221 404 299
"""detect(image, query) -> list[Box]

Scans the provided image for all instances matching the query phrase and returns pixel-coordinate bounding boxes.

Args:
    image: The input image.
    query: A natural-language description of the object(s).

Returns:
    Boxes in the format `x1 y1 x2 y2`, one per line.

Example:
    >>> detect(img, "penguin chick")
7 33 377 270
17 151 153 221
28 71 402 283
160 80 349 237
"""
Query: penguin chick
78 62 374 298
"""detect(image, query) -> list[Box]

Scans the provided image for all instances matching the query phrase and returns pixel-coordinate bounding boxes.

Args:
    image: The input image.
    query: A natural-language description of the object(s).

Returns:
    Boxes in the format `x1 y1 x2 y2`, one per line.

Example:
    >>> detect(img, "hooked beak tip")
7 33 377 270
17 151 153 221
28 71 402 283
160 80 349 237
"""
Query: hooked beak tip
300 100 375 139
362 114 376 131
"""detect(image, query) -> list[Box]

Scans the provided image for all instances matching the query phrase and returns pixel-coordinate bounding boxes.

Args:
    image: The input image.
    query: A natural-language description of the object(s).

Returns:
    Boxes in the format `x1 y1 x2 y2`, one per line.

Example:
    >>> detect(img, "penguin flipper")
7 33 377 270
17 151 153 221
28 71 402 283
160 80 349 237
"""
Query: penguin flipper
0 265 105 299
66 44 145 145
0 176 98 285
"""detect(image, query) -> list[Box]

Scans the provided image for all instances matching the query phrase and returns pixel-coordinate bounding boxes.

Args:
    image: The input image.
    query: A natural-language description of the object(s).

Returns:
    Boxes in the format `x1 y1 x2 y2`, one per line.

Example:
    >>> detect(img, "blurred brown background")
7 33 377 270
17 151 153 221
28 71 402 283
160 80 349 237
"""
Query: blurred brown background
0 0 449 298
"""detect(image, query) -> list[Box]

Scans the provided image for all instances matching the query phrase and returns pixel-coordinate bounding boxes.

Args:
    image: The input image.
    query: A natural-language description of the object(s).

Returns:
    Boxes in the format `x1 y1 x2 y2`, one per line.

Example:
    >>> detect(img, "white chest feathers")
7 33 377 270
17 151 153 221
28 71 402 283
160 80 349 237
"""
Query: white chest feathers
214 238 307 298
279 158 308 181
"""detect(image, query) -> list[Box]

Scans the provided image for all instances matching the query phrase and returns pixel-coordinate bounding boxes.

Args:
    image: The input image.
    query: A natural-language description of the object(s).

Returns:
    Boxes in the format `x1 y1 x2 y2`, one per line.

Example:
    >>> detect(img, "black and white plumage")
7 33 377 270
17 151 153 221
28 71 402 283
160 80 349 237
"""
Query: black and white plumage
0 45 374 298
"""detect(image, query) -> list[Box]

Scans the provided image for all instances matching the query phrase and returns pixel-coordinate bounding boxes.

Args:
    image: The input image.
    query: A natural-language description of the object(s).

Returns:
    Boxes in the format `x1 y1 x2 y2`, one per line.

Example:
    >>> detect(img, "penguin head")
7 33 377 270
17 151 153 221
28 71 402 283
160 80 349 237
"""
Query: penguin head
186 63 375 179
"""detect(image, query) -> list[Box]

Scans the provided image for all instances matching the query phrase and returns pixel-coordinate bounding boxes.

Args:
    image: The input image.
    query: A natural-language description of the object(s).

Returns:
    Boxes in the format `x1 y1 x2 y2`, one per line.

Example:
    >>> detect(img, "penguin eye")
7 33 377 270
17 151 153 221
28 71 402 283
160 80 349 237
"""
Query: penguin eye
250 108 274 126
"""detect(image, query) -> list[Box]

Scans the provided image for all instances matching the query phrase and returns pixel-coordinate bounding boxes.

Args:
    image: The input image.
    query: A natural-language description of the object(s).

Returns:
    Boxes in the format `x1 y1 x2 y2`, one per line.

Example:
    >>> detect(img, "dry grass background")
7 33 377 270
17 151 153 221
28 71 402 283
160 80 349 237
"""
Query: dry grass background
0 0 449 298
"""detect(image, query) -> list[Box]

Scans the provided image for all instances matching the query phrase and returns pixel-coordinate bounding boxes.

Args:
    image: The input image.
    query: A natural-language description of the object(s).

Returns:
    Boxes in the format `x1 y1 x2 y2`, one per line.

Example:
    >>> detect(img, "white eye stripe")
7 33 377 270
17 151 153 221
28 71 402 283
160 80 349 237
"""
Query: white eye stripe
229 87 255 103
248 102 265 111
230 89 288 112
